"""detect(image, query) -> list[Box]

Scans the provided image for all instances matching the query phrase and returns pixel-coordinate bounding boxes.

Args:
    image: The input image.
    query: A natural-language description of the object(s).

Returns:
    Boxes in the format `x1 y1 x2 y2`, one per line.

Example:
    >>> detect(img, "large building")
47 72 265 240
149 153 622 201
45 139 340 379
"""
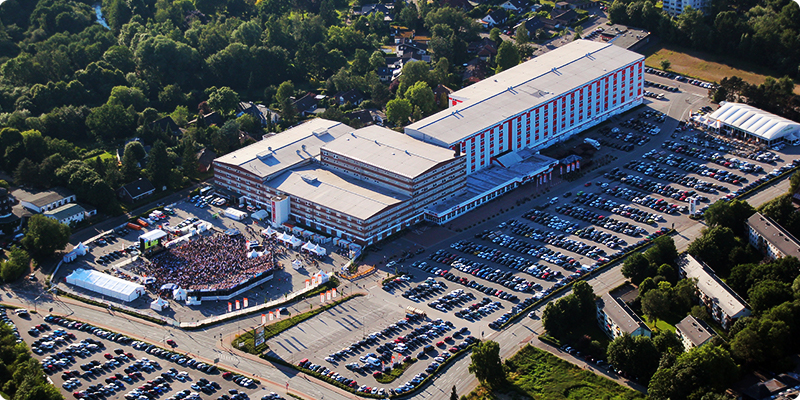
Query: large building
663 0 706 16
14 187 76 213
406 39 644 175
675 315 716 351
596 292 651 339
705 102 800 146
678 254 751 329
745 212 800 261
213 120 465 245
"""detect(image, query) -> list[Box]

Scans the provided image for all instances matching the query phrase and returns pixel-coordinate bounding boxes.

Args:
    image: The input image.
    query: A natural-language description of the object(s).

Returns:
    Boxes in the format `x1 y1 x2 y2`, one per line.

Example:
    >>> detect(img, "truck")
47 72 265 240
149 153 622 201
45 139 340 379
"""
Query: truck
584 138 601 150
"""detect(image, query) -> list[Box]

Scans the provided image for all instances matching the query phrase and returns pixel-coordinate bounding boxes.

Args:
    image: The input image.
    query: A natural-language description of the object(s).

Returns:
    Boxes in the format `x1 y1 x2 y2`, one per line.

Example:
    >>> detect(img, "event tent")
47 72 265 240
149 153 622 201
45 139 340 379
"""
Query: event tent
173 288 187 301
63 242 89 263
150 298 169 311
707 102 800 144
262 227 278 237
251 210 269 220
247 250 262 259
302 241 327 256
292 259 303 270
65 269 146 302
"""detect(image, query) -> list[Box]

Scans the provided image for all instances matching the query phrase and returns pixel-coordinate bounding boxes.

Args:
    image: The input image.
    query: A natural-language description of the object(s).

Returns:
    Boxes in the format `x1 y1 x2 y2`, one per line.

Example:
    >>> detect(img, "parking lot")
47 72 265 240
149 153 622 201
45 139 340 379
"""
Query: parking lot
10 311 289 400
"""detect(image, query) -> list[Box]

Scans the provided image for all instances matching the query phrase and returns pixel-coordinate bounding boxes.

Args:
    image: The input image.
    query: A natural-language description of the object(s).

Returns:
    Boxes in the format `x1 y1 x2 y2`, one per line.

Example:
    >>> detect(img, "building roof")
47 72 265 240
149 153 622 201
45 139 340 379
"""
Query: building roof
680 254 751 318
267 166 408 221
121 178 156 199
676 315 716 347
503 0 530 9
333 89 365 105
14 187 74 208
708 102 800 141
44 203 85 221
486 8 508 22
322 126 459 180
746 212 800 259
150 116 179 134
293 93 318 113
196 148 217 169
214 119 354 180
597 292 649 335
405 40 643 146
66 268 145 301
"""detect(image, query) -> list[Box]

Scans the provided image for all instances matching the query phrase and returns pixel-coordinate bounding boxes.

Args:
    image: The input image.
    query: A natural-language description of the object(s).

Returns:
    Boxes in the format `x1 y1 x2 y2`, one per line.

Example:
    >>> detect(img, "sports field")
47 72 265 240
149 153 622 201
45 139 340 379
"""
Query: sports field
643 45 800 95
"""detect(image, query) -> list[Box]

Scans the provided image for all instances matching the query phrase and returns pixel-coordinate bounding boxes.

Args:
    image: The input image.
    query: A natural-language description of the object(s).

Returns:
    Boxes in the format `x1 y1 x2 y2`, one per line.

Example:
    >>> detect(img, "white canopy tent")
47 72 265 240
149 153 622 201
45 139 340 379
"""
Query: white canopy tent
707 102 800 143
292 259 303 270
173 288 187 301
262 227 278 237
247 250 262 259
150 298 169 311
302 241 327 257
66 269 146 302
251 210 269 220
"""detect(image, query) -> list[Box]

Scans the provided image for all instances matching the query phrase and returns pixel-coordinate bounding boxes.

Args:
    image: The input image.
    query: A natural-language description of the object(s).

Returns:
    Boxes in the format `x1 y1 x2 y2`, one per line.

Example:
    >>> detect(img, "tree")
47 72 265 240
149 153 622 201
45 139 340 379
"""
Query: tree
606 334 660 383
747 280 793 313
495 42 519 72
21 215 71 260
121 147 141 183
13 159 39 188
648 345 738 400
450 385 457 400
515 24 529 45
622 252 654 285
687 226 737 276
386 98 412 126
571 280 596 320
181 140 198 180
641 288 671 323
207 87 240 116
644 235 678 267
543 294 582 339
85 103 135 145
404 81 436 117
703 199 755 235
0 246 30 283
660 59 671 71
145 140 171 191
573 26 583 40
276 81 295 103
398 61 433 97
489 27 502 44
468 341 504 387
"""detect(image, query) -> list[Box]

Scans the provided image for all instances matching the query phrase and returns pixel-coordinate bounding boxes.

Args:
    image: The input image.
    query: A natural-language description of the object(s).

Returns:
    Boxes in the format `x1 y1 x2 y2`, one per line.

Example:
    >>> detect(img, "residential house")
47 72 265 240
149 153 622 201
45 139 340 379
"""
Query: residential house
376 66 392 83
500 0 531 12
196 148 217 173
441 0 473 10
481 8 508 28
397 41 429 60
345 109 386 127
391 26 415 44
543 9 578 29
293 93 319 116
745 212 800 261
741 374 800 400
150 116 180 135
555 1 570 9
675 315 716 351
355 3 394 20
467 37 498 61
434 84 454 108
678 254 751 329
462 59 487 83
562 0 593 9
596 292 651 340
14 187 76 213
236 101 280 127
188 111 224 127
117 178 156 204
44 203 89 225
333 89 366 106
520 17 545 39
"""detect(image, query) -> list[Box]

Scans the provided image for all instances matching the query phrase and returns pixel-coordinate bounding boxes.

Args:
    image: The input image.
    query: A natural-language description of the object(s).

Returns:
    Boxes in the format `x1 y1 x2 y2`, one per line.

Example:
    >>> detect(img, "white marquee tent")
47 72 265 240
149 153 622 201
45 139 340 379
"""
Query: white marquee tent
173 288 187 301
66 269 146 302
292 259 303 270
707 102 800 144
262 227 278 237
251 210 269 220
302 241 327 256
150 298 169 311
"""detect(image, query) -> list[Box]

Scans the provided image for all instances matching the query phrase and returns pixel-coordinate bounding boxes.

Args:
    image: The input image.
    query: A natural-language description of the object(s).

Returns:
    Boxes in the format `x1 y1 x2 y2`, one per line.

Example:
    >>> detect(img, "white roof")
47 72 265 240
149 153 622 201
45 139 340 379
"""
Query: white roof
140 229 167 242
680 254 750 318
406 40 643 146
322 126 458 179
214 119 354 180
267 166 408 221
708 102 800 141
65 269 145 302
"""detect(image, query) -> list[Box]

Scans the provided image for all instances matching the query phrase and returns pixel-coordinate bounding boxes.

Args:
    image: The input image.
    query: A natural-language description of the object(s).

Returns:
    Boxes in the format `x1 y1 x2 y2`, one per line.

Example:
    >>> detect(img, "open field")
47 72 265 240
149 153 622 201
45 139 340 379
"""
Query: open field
466 345 644 400
643 44 800 95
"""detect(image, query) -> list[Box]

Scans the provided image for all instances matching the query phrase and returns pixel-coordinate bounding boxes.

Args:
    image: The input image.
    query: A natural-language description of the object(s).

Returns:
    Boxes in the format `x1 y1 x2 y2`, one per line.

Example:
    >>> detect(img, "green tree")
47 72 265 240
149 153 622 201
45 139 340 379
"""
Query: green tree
276 81 295 104
13 159 40 188
121 148 140 183
404 81 436 117
86 103 135 145
660 59 671 71
207 87 240 116
124 141 146 161
145 140 171 191
543 294 581 339
397 61 432 97
622 252 654 285
641 288 671 323
747 280 793 313
0 246 30 283
648 345 738 400
468 340 504 387
687 226 737 276
181 140 198 180
108 86 147 110
386 98 412 126
495 41 519 72
21 214 71 260
703 199 755 235
515 24 529 45
644 236 678 267
606 334 660 383
489 27 502 44
571 280 596 320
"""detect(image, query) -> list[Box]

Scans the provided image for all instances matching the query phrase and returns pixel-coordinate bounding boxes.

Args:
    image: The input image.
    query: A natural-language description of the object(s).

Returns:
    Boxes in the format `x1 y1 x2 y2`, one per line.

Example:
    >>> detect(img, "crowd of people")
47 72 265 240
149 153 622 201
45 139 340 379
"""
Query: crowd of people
143 233 276 291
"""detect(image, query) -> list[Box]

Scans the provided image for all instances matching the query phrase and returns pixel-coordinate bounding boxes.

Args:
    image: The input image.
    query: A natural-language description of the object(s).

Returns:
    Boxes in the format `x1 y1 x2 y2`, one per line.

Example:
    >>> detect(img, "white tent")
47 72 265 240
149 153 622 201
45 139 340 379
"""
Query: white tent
262 227 278 237
302 241 327 256
251 210 269 220
313 270 330 284
65 269 146 302
173 288 187 301
150 298 169 312
292 259 303 270
288 234 302 248
74 242 88 256
247 250 261 259
302 241 315 253
63 252 77 263
224 208 248 221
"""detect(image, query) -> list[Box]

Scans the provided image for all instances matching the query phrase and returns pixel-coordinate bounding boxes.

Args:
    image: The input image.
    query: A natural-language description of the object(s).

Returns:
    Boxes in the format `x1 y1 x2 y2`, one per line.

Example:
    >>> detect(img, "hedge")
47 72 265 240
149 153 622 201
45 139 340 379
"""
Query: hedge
375 359 417 384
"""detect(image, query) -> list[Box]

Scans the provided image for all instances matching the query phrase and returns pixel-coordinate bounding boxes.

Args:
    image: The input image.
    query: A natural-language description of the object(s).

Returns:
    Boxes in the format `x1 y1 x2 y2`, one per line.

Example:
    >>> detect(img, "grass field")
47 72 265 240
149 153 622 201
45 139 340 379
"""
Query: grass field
645 318 676 333
465 345 644 400
643 44 800 95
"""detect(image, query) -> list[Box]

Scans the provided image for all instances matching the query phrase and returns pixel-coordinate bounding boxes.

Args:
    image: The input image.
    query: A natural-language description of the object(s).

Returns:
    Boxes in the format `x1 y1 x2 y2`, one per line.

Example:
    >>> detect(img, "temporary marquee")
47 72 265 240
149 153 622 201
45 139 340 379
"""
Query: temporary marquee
251 210 269 221
173 288 187 301
150 298 169 311
224 208 248 221
261 227 278 237
65 269 146 302
292 259 303 270
302 241 327 257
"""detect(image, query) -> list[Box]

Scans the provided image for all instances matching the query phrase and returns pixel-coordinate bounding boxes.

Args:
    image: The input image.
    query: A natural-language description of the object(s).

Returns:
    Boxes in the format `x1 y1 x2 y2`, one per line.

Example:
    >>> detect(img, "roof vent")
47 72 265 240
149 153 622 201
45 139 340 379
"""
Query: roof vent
296 150 301 155
301 174 318 184
301 144 306 151
375 140 380 145
268 146 273 152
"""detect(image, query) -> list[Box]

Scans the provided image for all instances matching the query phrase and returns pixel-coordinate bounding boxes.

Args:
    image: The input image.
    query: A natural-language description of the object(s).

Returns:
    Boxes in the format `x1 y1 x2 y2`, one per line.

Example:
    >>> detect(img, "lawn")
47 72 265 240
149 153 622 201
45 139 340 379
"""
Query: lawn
465 345 644 400
645 318 676 333
643 44 800 95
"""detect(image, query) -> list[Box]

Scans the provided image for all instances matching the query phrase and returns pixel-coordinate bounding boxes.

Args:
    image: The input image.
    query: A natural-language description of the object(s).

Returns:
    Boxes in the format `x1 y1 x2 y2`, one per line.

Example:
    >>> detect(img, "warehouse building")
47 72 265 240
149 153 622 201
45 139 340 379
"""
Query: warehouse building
406 39 644 175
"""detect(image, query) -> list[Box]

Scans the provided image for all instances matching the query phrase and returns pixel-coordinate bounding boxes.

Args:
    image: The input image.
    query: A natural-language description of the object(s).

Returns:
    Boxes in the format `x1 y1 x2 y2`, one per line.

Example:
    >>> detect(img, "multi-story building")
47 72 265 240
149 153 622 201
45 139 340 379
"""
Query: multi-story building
745 212 800 261
596 292 651 340
675 315 716 351
213 119 464 245
678 254 751 329
663 0 706 16
406 39 644 175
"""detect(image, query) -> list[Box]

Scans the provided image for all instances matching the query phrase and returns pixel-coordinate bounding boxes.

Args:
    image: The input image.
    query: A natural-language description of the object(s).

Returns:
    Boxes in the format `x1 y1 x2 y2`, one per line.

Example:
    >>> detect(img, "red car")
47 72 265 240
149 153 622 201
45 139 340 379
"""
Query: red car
436 341 445 347
584 181 592 187
126 353 134 359
372 371 382 378
103 353 113 359
166 339 176 346
449 347 459 353
222 372 233 379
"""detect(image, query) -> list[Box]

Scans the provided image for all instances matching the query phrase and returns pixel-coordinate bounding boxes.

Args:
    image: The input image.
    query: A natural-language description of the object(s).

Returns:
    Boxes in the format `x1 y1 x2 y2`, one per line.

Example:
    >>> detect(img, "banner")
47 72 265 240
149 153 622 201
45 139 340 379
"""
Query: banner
269 312 274 321
320 293 325 303
326 290 331 301
244 298 249 308
305 280 310 288
235 300 241 310
332 288 337 298
228 302 232 313
261 314 266 324
254 326 265 347
275 309 280 319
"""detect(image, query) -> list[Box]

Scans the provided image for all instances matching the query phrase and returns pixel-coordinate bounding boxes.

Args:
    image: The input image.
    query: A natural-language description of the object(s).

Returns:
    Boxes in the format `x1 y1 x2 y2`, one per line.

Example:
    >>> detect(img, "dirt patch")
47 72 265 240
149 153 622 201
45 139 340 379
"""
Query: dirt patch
643 44 800 95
